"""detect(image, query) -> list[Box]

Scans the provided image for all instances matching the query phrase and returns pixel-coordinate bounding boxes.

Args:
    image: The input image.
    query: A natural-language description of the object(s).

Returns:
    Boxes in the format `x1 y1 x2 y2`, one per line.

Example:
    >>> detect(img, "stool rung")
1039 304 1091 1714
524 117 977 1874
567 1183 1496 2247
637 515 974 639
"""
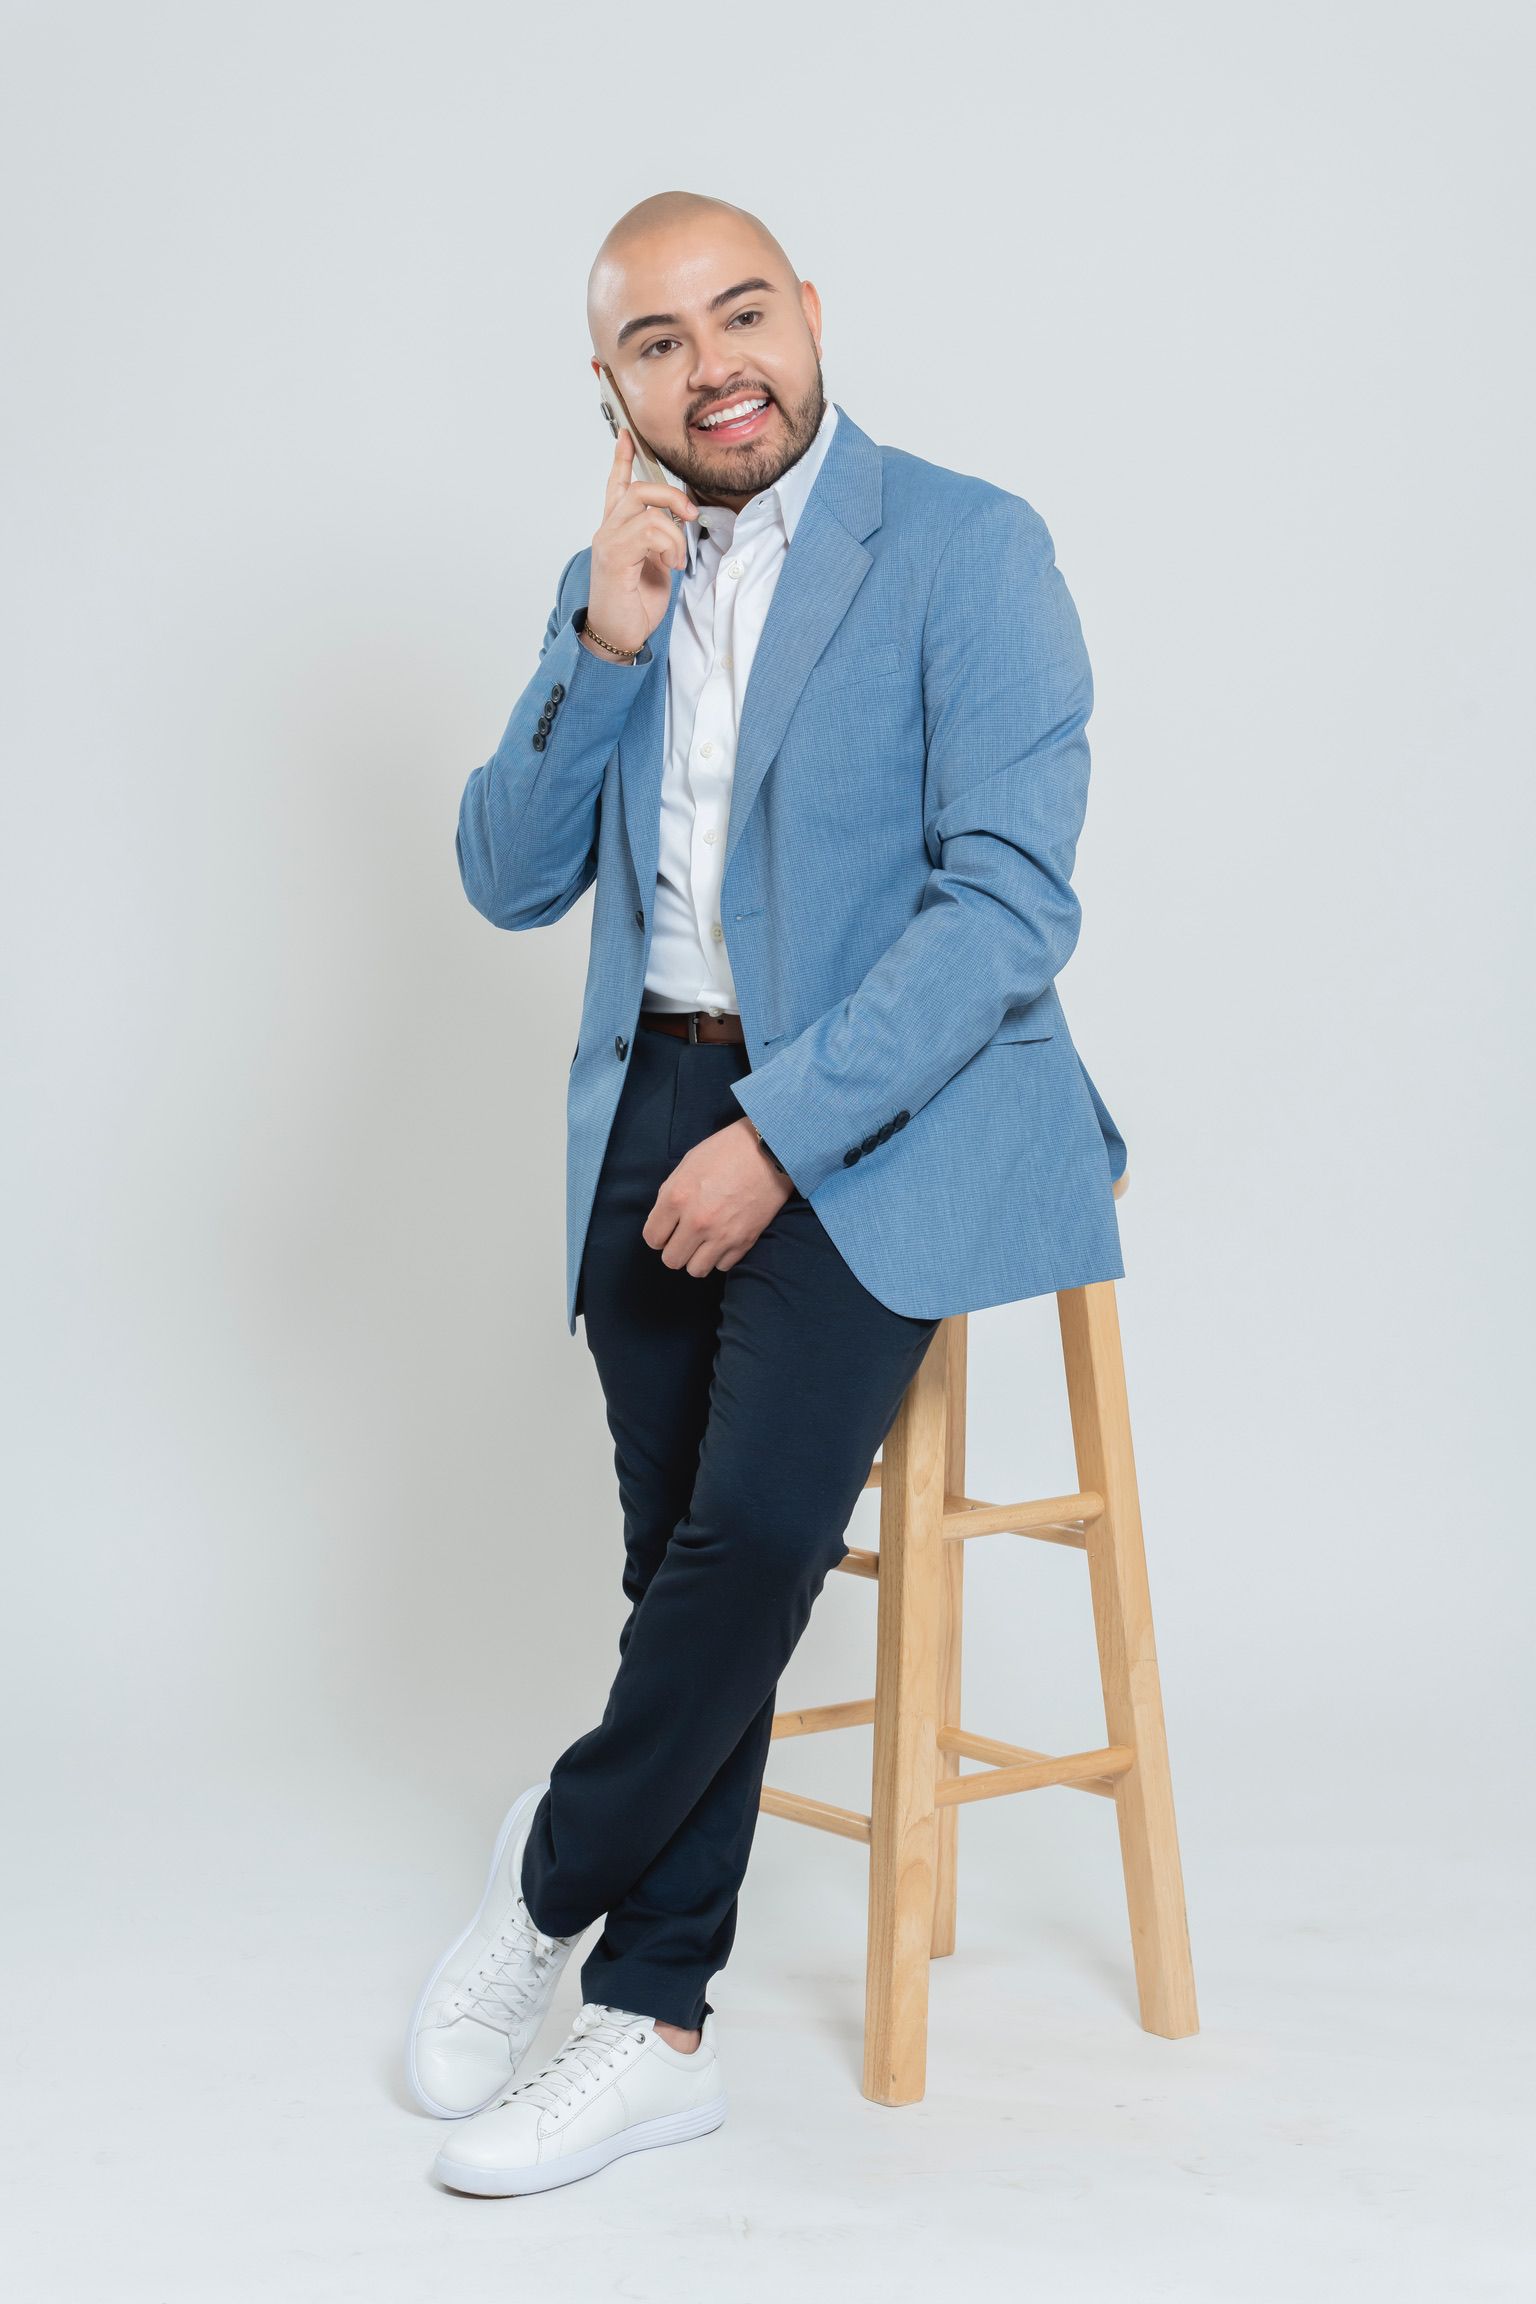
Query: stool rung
939 1725 1127 1799
941 1489 1102 1544
935 1742 1134 1805
866 1460 1102 1530
759 1739 1131 1835
770 1697 876 1739
836 1489 1102 1578
759 1783 871 1842
761 1706 1131 1798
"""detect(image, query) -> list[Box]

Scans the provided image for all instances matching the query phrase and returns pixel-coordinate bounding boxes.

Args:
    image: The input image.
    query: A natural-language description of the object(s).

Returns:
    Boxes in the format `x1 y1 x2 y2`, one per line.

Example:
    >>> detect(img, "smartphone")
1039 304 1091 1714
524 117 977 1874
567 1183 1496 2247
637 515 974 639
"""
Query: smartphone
597 364 683 499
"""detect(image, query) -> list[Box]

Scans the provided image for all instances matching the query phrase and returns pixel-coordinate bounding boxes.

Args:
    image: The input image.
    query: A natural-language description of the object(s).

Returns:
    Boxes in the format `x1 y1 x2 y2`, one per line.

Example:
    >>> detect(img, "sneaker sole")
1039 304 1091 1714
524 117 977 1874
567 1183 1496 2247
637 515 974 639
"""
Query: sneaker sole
434 2092 729 2196
405 1780 575 2120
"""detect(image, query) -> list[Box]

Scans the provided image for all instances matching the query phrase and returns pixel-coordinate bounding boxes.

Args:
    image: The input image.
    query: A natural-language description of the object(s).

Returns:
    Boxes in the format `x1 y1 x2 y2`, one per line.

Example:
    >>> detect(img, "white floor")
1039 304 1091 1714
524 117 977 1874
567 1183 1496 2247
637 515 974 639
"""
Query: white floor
4 1753 1530 2303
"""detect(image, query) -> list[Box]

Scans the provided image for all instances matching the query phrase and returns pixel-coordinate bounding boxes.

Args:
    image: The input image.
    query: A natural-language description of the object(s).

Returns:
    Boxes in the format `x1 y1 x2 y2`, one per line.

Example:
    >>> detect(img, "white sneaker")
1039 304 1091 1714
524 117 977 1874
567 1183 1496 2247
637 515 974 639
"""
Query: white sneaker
431 2001 727 2196
406 1781 587 2119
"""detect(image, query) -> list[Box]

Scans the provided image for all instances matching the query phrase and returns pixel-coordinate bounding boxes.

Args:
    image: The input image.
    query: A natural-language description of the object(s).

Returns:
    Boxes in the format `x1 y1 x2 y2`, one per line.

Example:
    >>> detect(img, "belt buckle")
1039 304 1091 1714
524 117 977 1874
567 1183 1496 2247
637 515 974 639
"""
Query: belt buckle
692 1007 723 1044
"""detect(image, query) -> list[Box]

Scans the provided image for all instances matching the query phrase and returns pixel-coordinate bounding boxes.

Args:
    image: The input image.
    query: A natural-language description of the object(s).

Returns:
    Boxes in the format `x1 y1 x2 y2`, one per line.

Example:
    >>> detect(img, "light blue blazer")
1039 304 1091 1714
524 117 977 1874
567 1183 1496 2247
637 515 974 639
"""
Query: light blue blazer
457 402 1127 1336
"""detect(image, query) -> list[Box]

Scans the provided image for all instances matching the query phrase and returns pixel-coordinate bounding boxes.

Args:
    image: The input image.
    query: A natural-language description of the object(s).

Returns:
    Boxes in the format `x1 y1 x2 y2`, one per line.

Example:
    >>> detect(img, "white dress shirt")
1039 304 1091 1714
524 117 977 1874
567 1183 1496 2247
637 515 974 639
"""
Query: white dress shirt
642 398 840 1016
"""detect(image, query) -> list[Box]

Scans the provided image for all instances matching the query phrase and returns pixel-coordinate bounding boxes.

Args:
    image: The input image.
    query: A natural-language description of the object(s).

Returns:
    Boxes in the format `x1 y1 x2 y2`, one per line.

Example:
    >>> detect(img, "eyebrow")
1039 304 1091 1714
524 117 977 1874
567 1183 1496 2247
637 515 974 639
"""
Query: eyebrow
615 278 778 350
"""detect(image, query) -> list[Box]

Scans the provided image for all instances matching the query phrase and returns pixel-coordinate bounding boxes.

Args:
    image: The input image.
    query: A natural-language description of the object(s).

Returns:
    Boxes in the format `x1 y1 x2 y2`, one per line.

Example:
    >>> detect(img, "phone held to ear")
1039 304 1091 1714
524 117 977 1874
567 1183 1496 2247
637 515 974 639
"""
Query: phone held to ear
597 365 683 498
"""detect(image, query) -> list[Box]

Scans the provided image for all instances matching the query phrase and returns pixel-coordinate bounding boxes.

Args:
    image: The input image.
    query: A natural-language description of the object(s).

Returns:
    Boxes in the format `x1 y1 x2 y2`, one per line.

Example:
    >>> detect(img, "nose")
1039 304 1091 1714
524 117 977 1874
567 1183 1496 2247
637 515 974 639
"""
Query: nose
690 360 756 398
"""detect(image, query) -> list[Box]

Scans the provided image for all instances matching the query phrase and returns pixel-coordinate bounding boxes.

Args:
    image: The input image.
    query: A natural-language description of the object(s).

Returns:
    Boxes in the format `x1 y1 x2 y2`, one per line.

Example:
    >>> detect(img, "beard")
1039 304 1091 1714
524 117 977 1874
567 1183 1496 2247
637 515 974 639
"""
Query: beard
665 369 826 500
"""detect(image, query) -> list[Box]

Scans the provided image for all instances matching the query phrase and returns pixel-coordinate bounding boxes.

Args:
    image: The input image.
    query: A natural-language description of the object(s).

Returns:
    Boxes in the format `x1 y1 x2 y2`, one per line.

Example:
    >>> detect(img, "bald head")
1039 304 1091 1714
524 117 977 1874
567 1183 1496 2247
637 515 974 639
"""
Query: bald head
586 192 798 356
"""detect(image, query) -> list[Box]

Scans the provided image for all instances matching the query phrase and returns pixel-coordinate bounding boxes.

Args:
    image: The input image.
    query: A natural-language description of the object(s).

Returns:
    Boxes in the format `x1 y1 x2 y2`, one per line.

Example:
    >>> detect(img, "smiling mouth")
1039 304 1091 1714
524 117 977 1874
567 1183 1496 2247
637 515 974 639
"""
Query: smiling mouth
689 395 775 442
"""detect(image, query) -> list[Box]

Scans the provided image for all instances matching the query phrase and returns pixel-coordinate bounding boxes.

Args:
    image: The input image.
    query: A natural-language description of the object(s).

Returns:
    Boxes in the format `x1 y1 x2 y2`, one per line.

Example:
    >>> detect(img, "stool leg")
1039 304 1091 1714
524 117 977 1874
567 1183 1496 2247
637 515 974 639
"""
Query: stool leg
863 1322 950 2104
931 1317 967 1960
1058 1280 1199 2039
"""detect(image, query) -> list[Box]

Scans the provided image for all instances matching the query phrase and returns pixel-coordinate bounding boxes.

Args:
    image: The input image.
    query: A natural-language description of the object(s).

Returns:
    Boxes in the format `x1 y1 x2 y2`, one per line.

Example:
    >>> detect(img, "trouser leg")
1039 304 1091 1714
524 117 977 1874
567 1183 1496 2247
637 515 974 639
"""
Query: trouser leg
519 1026 940 2030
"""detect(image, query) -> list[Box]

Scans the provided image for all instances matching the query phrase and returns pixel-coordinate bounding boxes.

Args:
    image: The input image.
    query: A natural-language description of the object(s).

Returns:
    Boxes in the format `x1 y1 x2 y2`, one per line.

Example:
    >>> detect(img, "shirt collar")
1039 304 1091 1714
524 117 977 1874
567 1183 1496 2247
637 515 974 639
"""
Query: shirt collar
672 398 840 576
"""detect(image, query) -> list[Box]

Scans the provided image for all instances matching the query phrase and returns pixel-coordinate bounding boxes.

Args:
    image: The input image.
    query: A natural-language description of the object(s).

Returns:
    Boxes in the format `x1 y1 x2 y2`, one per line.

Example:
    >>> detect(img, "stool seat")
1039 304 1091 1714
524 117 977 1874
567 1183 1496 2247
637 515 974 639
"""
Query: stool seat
759 1233 1197 2106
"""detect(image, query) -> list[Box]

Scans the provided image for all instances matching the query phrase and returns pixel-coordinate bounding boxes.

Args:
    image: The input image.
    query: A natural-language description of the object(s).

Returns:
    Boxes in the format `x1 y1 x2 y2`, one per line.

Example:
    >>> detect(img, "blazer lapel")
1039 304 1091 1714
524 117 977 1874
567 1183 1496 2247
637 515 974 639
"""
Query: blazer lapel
618 403 885 898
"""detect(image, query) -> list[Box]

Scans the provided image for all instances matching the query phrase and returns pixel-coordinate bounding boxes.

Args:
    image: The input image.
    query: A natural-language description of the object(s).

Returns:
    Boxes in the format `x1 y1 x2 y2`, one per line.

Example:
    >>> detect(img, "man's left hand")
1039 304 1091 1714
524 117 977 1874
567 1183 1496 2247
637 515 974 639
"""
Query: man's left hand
643 1118 797 1278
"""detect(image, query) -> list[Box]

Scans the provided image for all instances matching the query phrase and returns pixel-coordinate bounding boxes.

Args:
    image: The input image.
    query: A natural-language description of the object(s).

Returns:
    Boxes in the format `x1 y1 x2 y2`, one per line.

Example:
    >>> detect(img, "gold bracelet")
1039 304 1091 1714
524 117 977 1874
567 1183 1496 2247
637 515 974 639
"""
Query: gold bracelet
579 609 643 664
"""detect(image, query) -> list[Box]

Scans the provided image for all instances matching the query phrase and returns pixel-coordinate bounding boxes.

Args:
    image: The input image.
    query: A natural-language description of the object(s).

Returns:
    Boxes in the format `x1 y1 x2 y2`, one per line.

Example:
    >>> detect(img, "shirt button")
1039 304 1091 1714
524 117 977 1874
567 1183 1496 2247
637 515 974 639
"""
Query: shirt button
703 827 717 843
699 740 715 757
721 653 733 670
711 923 723 941
724 559 744 580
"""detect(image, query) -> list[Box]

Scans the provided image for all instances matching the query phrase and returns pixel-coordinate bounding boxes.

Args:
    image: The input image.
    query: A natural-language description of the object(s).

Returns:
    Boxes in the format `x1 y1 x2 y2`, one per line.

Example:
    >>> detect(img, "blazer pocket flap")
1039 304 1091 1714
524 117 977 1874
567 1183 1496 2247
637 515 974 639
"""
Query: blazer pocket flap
807 639 902 690
992 1015 1055 1043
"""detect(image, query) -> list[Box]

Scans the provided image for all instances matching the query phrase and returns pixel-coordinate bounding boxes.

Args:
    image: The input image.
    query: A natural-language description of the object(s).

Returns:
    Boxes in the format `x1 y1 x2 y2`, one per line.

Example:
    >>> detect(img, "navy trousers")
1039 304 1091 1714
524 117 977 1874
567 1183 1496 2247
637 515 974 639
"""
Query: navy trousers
517 1018 942 2031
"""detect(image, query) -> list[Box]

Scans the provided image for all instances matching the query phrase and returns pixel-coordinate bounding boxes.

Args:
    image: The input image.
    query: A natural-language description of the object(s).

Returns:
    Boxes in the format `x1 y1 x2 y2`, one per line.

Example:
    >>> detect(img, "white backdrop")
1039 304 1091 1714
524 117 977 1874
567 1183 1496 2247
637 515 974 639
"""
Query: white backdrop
3 3 1531 2297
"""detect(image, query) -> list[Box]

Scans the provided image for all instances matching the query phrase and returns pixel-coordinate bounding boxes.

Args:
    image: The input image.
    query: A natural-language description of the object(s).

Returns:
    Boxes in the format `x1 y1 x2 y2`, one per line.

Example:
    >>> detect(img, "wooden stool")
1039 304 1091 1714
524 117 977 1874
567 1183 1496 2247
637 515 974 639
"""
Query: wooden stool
759 1167 1198 2104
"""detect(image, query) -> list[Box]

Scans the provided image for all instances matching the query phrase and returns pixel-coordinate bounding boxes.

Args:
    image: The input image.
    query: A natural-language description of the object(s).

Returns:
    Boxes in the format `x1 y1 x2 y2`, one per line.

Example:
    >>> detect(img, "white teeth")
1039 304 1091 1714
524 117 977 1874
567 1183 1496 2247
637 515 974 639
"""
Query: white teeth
697 396 768 429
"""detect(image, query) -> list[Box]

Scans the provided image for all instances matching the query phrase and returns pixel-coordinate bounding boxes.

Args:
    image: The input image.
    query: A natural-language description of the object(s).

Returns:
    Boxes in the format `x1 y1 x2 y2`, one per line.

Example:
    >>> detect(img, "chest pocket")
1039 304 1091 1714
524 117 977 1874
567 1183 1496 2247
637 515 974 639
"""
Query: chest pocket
804 639 903 692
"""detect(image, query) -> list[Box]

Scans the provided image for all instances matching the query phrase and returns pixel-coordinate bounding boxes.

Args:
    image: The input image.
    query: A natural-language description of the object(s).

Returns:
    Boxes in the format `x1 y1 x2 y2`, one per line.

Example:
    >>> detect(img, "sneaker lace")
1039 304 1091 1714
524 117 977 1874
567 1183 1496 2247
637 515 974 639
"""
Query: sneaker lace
449 1895 571 2030
504 2002 649 2113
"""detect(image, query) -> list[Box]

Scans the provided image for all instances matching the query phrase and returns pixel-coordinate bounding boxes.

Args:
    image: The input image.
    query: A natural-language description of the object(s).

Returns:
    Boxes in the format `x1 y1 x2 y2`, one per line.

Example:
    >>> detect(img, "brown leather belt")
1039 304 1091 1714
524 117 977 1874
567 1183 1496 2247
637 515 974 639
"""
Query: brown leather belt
639 1007 746 1046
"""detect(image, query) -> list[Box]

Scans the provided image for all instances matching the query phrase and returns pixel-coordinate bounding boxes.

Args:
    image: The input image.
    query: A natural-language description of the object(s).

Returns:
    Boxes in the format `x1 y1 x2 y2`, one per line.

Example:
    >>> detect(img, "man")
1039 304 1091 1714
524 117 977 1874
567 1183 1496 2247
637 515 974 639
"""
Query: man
408 191 1127 2197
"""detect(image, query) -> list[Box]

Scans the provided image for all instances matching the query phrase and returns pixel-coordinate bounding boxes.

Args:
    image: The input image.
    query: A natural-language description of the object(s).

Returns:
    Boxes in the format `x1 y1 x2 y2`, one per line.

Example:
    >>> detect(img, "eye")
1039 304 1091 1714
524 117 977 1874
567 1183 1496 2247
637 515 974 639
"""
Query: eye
640 309 764 357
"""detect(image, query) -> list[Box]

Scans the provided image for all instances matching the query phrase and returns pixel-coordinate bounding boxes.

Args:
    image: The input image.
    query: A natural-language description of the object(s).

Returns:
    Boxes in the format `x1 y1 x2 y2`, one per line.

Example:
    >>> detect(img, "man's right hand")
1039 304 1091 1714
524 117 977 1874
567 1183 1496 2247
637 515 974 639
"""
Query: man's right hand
581 427 699 659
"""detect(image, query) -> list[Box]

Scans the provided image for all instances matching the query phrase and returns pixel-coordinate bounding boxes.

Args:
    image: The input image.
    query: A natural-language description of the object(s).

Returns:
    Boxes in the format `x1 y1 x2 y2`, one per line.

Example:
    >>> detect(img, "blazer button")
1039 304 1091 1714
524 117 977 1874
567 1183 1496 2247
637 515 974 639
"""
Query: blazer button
531 732 546 750
843 1147 860 1166
550 682 565 701
634 907 644 928
614 1034 628 1059
859 1134 879 1155
895 1110 910 1127
536 712 552 732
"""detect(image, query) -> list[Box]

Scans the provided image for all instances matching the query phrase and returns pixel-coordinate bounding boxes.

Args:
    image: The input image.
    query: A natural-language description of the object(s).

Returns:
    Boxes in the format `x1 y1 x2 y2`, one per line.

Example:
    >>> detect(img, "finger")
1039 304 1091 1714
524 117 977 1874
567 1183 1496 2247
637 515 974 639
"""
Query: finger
615 505 689 574
614 500 694 550
617 478 699 522
602 426 636 520
662 1221 703 1273
642 1199 680 1252
640 509 690 572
